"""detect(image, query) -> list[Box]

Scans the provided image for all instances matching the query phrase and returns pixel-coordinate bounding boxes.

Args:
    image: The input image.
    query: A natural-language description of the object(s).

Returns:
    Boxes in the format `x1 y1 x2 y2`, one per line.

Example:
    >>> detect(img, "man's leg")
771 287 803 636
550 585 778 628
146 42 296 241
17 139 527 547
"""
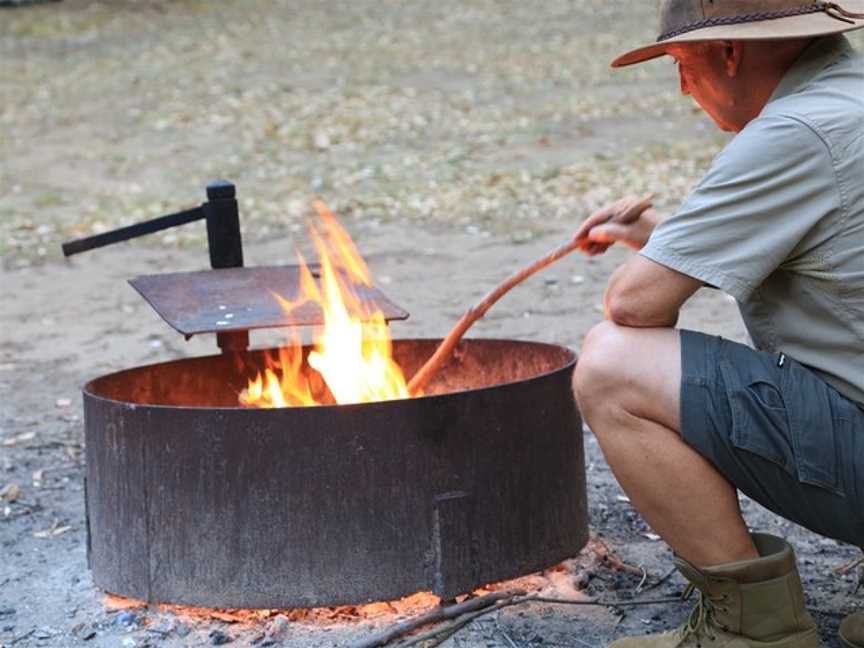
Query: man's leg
573 320 757 567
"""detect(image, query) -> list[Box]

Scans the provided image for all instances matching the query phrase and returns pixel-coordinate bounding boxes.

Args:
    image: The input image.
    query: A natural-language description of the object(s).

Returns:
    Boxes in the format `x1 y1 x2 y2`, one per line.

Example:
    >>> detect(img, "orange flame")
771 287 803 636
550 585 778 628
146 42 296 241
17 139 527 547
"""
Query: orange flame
239 202 411 408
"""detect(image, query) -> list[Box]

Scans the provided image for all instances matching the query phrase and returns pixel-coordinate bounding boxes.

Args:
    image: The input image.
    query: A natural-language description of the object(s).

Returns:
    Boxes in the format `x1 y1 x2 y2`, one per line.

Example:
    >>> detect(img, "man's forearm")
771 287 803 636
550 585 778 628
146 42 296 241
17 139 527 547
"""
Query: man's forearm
603 256 702 328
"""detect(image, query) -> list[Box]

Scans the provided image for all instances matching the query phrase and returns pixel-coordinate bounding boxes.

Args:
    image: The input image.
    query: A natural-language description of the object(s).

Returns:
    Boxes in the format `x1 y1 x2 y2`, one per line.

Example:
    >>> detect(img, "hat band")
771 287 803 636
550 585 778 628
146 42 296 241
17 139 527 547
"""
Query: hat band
656 1 864 42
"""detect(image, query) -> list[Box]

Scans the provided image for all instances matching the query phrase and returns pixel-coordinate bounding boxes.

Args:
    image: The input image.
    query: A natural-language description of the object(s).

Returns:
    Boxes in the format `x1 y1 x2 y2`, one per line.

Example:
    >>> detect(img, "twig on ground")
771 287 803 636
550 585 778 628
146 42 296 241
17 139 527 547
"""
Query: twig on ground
499 629 521 648
9 629 35 645
526 595 680 608
353 588 684 648
353 590 524 648
834 555 864 576
643 565 678 592
398 606 499 647
407 195 654 395
591 537 646 578
633 567 649 594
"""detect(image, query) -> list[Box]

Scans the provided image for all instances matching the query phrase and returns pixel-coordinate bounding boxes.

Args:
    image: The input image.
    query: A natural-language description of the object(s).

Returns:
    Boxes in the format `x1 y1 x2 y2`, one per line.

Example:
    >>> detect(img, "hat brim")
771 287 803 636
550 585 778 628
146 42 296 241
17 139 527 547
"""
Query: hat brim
612 3 864 68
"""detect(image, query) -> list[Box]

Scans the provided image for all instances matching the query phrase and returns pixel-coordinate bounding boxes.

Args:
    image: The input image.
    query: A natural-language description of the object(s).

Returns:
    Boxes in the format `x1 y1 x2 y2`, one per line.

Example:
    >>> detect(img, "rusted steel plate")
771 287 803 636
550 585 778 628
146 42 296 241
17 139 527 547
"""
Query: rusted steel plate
83 339 587 609
128 265 409 337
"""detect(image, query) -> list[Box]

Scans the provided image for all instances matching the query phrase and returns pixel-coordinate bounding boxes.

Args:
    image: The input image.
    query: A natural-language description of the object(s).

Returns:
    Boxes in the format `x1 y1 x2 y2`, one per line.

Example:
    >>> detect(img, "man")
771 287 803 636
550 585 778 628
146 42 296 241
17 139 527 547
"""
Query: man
572 1 864 646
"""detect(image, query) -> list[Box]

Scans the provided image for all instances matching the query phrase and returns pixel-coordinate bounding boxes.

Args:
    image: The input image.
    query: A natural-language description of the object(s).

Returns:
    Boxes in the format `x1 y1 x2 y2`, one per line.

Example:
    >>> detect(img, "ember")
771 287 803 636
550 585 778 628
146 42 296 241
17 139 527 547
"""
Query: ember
240 201 411 408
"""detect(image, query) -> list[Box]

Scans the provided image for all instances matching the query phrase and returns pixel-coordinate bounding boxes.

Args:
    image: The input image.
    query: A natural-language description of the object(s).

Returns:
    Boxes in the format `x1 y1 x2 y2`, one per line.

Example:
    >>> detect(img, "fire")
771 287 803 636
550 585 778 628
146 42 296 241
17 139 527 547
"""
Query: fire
239 201 411 408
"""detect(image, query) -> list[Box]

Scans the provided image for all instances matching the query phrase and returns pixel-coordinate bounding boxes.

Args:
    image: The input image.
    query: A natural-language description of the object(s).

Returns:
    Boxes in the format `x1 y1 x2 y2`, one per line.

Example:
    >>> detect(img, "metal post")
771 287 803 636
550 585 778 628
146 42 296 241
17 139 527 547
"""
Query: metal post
205 180 249 352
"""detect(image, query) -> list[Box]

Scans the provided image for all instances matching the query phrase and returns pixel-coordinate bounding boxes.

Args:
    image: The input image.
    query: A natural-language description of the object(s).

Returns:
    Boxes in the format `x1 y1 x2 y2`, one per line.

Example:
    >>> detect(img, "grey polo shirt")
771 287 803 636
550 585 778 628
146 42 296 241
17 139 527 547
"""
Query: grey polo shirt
641 35 864 405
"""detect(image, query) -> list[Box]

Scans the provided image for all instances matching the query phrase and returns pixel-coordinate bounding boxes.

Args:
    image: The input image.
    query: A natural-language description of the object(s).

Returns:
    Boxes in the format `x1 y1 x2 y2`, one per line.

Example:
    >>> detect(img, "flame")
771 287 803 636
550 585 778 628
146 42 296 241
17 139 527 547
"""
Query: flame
240 201 411 408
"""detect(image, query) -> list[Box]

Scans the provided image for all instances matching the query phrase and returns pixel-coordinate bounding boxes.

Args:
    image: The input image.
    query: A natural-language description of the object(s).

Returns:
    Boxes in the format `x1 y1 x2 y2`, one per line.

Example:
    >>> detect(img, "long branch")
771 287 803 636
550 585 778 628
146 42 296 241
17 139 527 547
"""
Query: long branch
407 194 654 395
352 589 682 648
352 589 525 648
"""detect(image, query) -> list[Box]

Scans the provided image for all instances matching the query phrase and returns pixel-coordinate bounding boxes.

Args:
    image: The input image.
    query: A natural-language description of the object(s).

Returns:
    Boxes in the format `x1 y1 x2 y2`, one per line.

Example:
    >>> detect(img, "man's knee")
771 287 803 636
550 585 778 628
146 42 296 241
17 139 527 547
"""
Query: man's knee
572 321 634 412
573 321 681 431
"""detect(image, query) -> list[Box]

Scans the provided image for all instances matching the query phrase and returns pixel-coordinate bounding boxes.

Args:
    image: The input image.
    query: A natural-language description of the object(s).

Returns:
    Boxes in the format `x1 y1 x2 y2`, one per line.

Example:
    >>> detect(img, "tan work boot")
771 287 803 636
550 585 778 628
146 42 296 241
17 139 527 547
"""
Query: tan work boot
610 534 820 648
841 612 864 648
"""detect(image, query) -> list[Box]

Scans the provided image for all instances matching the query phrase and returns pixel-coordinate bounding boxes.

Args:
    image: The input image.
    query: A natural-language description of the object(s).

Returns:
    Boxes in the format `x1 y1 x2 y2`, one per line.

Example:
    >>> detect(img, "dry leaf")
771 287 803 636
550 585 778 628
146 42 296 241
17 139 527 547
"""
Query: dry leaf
0 483 20 502
1 431 36 447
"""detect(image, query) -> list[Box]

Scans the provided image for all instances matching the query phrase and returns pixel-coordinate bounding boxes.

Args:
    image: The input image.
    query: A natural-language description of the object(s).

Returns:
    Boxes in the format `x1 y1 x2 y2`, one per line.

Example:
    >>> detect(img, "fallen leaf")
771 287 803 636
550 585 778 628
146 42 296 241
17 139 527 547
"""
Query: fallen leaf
1 431 36 447
0 483 20 502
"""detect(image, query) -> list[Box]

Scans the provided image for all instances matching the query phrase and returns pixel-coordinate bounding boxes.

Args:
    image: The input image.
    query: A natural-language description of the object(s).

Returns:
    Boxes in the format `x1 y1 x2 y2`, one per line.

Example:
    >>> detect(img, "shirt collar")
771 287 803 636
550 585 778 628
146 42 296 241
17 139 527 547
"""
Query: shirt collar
769 35 854 103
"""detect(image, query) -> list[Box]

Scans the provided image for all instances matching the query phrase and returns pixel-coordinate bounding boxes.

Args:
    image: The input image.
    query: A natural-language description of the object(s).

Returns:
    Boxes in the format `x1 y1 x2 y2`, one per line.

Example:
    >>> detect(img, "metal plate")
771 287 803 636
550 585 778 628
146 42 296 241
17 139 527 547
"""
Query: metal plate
129 265 409 337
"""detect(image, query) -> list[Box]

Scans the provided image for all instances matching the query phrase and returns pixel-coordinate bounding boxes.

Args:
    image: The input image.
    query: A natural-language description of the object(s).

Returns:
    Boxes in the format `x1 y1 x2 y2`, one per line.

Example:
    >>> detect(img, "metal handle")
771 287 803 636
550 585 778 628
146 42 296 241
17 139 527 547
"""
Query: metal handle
61 180 249 353
61 206 205 257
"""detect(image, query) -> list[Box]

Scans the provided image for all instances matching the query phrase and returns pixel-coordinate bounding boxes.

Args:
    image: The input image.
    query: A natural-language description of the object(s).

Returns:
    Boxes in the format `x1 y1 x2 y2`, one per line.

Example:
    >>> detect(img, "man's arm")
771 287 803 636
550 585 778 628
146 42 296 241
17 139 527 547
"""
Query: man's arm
575 196 703 326
604 255 703 328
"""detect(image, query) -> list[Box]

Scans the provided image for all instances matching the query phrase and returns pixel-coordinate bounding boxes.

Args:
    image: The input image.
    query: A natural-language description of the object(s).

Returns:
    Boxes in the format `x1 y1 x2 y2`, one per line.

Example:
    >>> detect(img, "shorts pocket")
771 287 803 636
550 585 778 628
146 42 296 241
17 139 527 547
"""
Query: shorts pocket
719 355 844 497
786 370 845 497
793 415 844 496
723 370 795 474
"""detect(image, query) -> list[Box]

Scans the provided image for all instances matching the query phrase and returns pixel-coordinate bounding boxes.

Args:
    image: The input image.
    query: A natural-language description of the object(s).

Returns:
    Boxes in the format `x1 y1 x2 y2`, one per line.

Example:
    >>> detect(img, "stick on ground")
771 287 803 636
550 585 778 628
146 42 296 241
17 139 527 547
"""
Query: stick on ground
352 590 525 648
407 194 654 395
352 588 683 648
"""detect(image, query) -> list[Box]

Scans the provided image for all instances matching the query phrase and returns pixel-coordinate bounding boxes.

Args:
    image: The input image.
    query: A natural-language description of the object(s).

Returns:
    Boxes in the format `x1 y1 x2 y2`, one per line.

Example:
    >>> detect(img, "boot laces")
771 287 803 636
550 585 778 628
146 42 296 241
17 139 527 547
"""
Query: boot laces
676 584 723 645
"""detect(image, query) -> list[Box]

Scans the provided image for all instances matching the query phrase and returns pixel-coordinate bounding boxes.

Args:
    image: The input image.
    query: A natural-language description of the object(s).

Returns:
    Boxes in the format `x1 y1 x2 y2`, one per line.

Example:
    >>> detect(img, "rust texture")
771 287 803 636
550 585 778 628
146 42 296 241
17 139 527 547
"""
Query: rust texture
83 338 587 609
129 265 409 338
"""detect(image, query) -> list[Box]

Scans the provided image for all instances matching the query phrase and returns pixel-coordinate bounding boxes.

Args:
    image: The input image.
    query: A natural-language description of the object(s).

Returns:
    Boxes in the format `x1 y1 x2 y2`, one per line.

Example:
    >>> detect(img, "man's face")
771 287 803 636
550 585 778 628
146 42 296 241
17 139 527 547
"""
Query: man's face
667 43 742 132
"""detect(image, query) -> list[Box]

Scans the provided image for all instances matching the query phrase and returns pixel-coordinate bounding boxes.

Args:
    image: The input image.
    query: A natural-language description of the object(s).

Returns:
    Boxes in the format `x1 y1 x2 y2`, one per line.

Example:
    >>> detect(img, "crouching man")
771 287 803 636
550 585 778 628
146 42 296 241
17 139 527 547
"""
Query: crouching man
573 1 864 646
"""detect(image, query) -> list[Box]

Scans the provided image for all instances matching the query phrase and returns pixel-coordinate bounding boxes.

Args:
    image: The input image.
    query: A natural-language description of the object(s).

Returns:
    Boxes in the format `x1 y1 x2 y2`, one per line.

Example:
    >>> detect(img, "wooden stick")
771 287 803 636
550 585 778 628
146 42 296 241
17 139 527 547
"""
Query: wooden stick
357 589 684 648
397 601 515 647
352 589 525 648
833 554 864 576
407 194 654 395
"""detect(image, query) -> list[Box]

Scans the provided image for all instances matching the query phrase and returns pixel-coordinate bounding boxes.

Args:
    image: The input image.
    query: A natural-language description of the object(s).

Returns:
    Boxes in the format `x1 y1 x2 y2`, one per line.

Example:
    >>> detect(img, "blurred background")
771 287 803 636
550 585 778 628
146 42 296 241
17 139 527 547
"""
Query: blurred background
0 0 743 269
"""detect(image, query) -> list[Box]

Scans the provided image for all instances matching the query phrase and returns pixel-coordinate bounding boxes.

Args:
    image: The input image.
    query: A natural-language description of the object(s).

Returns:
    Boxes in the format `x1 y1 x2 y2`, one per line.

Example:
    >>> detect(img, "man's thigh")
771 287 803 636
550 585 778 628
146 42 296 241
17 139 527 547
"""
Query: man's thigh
679 330 864 546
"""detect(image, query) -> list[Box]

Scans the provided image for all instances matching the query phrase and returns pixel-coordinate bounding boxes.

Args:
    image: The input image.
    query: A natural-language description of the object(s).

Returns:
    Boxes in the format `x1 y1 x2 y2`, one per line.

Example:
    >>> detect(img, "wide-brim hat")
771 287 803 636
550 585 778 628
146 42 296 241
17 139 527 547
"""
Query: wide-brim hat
613 0 864 67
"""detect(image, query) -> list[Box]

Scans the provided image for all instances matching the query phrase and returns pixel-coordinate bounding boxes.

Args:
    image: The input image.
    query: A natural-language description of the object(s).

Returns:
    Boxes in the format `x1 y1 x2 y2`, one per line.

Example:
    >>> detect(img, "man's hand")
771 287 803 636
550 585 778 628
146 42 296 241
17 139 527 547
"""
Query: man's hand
575 195 661 256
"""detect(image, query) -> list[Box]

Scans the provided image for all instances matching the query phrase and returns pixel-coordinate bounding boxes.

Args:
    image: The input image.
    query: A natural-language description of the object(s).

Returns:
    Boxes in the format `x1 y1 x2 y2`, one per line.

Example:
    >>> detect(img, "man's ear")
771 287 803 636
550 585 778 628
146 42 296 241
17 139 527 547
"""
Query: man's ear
724 40 744 77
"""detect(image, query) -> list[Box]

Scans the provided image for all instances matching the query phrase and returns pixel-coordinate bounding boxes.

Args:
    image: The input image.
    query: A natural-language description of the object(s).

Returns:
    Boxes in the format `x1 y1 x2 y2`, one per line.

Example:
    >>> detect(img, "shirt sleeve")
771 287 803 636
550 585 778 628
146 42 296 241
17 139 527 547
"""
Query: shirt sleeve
640 114 840 301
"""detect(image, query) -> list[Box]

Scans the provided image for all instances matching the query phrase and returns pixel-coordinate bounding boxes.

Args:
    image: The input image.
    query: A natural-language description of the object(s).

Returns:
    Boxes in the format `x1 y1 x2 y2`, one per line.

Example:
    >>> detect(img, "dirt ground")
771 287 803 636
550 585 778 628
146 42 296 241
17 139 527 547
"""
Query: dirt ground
2 2 863 647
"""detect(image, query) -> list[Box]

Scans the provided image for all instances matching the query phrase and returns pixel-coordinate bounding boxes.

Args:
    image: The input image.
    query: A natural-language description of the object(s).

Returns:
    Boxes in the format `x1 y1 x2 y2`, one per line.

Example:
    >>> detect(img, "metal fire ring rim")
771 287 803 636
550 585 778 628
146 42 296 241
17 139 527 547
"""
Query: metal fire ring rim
83 337 577 412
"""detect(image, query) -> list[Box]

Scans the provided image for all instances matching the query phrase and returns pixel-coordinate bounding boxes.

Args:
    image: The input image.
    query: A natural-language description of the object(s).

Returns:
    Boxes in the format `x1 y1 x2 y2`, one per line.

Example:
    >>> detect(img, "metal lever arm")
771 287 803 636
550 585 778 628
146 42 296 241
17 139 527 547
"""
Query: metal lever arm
61 206 205 257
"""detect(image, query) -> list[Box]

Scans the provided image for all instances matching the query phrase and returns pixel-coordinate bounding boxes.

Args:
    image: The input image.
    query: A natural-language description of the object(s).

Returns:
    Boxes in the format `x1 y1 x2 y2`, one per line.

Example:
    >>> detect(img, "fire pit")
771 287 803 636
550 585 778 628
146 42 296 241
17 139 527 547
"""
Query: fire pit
65 182 588 609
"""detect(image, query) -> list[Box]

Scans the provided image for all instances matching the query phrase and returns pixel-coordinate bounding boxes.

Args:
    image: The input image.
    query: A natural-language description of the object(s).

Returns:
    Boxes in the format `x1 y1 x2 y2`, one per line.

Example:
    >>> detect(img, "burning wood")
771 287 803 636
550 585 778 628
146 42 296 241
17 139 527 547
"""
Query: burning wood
240 195 653 406
239 201 412 408
73 184 589 612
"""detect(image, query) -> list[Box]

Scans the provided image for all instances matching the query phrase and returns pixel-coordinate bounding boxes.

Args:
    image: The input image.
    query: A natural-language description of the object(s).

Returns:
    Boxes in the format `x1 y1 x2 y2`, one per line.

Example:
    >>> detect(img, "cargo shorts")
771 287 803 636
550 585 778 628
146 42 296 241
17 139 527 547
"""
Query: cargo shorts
680 330 864 546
